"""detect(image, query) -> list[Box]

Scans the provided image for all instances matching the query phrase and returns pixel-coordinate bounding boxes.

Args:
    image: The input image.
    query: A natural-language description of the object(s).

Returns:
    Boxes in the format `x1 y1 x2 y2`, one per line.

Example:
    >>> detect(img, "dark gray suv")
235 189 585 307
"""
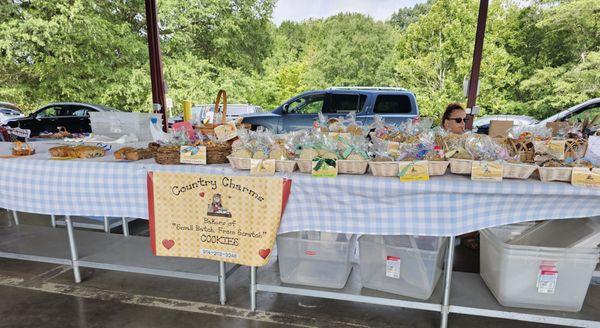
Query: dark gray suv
240 87 419 133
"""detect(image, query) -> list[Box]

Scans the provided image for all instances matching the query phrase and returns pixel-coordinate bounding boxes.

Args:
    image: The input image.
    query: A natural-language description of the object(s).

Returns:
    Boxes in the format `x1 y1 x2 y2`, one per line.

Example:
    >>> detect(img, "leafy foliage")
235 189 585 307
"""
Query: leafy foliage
0 0 597 121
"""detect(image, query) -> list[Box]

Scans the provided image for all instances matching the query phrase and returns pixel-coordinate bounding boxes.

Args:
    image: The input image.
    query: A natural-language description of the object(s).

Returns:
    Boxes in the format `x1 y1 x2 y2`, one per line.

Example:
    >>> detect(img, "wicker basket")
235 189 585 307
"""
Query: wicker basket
507 138 535 163
275 160 296 173
449 159 473 175
155 146 180 165
206 143 232 164
297 159 313 173
428 161 450 176
369 161 399 177
197 90 228 136
338 160 368 175
503 163 537 180
538 166 573 182
226 156 251 170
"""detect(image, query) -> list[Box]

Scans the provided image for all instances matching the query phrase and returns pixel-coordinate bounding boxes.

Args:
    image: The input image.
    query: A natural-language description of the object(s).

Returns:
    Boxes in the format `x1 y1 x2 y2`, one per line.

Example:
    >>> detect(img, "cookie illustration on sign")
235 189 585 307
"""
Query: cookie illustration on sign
206 193 232 218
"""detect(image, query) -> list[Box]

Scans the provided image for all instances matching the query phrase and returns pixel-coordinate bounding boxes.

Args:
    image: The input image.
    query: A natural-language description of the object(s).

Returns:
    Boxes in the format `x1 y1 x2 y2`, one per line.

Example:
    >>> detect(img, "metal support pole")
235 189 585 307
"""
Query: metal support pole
103 216 109 233
122 217 129 237
50 215 56 228
250 266 257 311
65 215 82 283
219 261 226 305
145 0 168 132
465 0 489 130
12 210 19 225
440 236 456 328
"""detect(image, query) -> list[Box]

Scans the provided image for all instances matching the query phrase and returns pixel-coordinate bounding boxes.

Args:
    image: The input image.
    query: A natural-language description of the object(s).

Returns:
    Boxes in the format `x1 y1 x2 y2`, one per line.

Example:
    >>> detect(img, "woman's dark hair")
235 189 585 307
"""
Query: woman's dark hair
441 102 465 125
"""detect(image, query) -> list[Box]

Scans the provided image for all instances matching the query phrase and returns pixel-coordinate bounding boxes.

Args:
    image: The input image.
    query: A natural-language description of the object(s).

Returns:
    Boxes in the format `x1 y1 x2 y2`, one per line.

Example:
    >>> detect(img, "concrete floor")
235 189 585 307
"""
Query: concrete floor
0 210 561 327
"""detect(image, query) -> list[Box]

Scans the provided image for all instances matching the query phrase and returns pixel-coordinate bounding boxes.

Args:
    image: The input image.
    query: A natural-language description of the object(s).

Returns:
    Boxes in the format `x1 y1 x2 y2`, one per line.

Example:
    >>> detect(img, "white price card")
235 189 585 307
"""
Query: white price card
537 262 558 294
386 256 401 279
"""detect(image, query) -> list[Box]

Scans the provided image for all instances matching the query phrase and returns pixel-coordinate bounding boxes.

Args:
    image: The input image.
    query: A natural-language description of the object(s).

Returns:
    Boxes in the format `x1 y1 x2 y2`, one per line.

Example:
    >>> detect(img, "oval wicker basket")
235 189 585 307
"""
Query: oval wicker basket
275 160 297 173
337 160 368 175
297 159 313 173
226 156 251 170
503 163 537 180
449 159 473 175
369 161 399 177
155 146 180 165
428 161 449 176
538 166 573 182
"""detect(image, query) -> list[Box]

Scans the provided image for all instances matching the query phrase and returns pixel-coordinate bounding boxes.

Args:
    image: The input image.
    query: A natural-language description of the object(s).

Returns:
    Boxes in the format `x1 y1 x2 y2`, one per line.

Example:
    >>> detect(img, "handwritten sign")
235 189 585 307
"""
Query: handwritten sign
250 159 275 176
572 167 600 188
547 140 566 160
398 161 429 182
214 122 238 142
148 172 291 266
180 146 207 165
471 161 503 182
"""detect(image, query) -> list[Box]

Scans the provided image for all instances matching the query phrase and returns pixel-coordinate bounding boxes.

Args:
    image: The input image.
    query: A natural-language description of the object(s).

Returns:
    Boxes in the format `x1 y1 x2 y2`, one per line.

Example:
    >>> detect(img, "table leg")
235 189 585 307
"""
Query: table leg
103 216 109 233
219 261 226 305
12 210 19 225
65 215 82 283
51 215 56 228
121 217 129 237
440 236 456 328
250 266 257 312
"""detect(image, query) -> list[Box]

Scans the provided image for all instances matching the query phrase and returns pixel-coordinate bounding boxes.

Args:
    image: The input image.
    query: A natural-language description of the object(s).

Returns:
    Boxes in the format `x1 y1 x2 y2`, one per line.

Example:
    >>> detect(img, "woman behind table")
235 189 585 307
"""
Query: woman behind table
441 102 479 250
441 102 467 134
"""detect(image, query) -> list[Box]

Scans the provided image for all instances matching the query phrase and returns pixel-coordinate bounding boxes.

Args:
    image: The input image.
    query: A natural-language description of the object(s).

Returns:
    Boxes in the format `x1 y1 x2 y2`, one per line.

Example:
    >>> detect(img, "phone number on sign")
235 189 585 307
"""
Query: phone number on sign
200 248 239 259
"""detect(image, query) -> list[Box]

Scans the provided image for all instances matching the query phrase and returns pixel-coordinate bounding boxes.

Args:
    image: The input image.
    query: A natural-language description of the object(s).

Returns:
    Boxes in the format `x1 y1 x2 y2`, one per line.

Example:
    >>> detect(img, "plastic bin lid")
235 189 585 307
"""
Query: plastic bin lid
508 218 600 248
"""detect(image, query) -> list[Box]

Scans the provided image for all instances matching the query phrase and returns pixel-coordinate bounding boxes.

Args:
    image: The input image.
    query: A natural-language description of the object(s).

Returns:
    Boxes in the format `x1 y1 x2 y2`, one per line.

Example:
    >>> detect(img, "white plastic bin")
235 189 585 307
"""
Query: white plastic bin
358 235 448 300
277 232 356 289
90 112 162 141
509 218 600 248
480 226 599 312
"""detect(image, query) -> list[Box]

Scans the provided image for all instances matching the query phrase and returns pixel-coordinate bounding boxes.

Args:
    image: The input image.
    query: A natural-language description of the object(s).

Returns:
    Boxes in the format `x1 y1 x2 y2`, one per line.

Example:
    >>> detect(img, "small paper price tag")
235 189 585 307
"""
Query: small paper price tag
250 159 275 176
214 122 238 142
386 256 401 279
571 167 600 188
471 161 503 181
311 157 337 177
179 146 207 165
398 161 429 182
537 262 558 294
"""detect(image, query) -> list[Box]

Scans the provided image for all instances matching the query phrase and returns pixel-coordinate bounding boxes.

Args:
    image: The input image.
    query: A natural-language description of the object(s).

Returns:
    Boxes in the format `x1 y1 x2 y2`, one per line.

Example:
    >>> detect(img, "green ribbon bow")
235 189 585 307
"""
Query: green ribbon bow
337 135 368 160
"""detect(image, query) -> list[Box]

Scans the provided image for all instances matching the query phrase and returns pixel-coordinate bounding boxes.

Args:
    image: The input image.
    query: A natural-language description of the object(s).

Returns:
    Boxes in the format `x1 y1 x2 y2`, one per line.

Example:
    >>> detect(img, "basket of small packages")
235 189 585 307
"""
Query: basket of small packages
111 124 232 165
369 116 449 177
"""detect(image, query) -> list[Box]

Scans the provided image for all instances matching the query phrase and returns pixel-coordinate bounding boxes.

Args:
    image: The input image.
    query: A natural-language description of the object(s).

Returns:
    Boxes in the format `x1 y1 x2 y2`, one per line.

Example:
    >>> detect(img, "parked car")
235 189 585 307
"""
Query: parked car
240 87 419 133
0 102 25 125
7 102 121 136
474 98 600 134
473 115 538 134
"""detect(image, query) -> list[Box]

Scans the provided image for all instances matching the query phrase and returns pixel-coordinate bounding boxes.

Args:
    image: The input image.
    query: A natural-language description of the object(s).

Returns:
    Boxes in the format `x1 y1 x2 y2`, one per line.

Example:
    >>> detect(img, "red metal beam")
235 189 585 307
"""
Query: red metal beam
145 0 168 132
465 0 489 130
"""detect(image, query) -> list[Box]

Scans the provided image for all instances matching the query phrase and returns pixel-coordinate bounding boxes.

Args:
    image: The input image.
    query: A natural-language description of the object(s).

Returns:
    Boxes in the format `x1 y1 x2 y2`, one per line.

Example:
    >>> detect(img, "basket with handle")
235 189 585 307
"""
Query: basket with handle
198 89 228 136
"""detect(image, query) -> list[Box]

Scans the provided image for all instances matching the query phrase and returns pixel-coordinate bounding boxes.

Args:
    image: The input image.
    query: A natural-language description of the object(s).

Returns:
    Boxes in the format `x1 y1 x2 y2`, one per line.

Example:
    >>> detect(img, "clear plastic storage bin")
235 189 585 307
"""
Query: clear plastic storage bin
358 235 448 300
480 225 599 312
277 231 356 289
90 112 162 141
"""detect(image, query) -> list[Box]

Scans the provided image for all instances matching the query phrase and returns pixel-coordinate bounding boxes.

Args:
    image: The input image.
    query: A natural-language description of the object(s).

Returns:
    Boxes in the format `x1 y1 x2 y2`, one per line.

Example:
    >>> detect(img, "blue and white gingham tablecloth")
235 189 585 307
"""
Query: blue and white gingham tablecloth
1 143 600 236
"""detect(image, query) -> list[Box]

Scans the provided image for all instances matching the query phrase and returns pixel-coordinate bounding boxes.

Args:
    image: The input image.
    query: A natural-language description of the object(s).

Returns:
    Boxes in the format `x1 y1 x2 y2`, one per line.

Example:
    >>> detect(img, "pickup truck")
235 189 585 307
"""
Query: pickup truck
240 87 419 133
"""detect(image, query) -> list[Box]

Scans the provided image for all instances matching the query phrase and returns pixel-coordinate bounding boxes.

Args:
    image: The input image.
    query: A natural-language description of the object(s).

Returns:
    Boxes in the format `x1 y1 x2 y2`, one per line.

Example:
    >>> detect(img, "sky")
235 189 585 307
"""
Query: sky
272 0 428 25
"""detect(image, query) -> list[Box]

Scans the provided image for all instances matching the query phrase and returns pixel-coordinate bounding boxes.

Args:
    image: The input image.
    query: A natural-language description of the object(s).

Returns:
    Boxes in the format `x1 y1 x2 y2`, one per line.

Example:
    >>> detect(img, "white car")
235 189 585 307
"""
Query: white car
0 102 25 125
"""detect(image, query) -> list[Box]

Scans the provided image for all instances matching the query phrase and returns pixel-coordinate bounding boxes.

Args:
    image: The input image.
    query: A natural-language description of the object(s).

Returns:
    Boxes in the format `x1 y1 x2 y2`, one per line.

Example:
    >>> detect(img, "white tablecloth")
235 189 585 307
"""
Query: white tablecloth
2 142 600 236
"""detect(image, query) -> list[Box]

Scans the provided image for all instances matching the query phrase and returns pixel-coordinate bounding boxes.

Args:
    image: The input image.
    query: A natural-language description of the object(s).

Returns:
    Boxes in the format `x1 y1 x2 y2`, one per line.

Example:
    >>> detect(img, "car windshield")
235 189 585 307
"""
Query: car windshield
0 108 21 115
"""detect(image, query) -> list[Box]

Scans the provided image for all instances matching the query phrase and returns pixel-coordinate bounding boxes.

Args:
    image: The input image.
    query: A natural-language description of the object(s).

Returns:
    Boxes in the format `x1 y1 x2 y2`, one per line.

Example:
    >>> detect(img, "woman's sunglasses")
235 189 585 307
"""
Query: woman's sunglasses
447 117 467 124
